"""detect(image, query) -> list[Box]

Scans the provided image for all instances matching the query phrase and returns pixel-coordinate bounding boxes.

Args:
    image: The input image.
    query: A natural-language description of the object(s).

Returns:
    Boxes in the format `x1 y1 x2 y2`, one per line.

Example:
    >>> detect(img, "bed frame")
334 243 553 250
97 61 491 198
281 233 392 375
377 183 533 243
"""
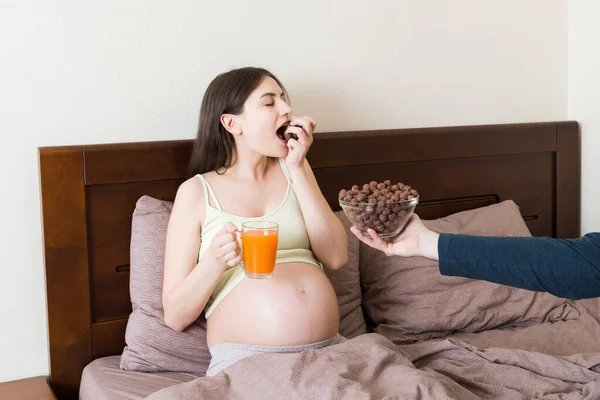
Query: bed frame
38 121 580 399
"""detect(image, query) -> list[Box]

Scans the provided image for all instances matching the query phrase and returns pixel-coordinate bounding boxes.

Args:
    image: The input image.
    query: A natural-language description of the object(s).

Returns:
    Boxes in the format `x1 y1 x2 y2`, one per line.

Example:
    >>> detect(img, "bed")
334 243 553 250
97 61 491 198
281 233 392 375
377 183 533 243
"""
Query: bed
39 120 600 399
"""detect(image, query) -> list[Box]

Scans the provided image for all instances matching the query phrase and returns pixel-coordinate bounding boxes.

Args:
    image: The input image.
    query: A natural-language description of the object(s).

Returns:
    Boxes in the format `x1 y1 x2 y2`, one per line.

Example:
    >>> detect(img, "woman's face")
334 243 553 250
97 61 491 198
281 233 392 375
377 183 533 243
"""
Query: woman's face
235 77 292 158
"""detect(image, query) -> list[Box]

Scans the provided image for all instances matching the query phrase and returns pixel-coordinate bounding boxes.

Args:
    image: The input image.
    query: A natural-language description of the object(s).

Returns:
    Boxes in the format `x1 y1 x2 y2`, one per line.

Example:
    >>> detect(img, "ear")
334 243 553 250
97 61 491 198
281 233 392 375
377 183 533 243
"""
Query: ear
220 114 242 136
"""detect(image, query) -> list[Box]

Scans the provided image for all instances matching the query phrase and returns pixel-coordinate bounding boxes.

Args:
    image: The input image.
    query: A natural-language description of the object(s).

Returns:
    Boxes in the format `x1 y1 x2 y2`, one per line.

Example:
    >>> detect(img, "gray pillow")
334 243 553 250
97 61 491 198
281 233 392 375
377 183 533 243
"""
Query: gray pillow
359 200 580 344
120 196 210 374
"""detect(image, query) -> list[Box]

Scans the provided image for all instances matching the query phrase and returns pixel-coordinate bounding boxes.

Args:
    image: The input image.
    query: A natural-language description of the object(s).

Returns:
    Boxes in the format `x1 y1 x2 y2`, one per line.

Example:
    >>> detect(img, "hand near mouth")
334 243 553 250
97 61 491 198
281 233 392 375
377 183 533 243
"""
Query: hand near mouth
283 116 317 170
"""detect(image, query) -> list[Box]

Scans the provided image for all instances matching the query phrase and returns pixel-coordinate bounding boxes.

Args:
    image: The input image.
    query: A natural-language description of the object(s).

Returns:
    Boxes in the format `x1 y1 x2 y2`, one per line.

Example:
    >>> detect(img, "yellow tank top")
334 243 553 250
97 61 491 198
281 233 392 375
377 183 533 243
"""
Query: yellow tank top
197 158 322 318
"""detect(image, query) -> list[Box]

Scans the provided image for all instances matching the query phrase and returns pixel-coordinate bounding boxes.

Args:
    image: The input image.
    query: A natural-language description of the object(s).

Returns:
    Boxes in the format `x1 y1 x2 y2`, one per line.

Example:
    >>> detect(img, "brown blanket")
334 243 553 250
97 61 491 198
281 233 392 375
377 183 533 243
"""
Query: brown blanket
145 330 600 400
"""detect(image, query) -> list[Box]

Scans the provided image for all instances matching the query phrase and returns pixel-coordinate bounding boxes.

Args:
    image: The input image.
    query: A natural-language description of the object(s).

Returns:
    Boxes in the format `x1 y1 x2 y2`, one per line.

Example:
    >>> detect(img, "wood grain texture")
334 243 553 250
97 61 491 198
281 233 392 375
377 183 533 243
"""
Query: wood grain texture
39 146 90 400
92 319 128 359
0 376 57 400
84 140 191 185
555 121 581 238
87 180 183 322
308 122 557 168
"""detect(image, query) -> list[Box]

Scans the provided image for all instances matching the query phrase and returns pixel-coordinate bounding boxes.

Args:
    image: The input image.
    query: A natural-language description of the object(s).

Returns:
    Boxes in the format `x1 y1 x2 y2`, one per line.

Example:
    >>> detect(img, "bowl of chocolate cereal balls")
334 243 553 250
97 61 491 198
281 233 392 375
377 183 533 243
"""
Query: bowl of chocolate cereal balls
338 180 419 238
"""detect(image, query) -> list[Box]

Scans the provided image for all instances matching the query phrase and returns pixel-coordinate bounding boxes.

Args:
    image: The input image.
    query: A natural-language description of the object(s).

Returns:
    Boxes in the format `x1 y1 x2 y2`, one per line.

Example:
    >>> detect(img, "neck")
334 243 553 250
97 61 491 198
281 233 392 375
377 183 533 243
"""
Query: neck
226 151 272 182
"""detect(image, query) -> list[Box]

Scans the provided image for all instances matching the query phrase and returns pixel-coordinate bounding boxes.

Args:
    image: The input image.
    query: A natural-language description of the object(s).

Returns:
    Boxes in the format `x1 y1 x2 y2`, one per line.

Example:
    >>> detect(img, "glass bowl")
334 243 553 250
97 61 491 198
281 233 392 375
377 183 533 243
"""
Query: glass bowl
339 196 419 239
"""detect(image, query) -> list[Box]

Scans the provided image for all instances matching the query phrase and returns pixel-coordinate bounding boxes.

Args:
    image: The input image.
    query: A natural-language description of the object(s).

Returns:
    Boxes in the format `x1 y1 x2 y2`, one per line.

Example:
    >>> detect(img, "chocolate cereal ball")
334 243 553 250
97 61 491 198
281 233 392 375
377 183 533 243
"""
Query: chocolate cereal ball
338 180 419 237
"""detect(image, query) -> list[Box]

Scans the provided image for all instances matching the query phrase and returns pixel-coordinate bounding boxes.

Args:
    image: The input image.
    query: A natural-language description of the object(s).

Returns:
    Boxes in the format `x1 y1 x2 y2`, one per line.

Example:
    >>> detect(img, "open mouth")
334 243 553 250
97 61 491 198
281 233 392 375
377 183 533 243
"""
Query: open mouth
276 122 297 142
276 123 289 141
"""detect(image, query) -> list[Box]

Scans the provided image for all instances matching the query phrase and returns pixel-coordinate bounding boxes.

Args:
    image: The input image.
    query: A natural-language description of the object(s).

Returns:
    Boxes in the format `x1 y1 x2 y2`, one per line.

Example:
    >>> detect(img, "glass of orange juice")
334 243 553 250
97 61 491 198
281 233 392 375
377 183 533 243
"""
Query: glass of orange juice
240 221 279 279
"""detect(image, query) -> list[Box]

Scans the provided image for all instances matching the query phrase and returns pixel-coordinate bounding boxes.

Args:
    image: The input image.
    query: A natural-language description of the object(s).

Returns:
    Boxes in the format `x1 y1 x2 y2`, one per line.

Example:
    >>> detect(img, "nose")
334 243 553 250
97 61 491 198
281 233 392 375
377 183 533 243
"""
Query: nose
279 99 292 116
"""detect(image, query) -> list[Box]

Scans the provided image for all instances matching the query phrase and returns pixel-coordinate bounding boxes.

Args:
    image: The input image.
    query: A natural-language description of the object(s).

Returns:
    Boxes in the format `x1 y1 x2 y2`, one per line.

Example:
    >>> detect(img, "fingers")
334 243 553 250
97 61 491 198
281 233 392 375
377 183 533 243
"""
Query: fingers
285 117 315 164
350 226 380 249
219 240 239 255
211 231 237 247
221 221 238 233
350 226 371 243
350 226 391 255
216 222 238 236
289 117 314 140
287 137 297 151
366 229 391 251
215 238 241 265
366 229 391 254
285 125 309 145
302 116 317 129
211 223 239 247
220 247 241 263
208 224 246 268
292 116 317 131
226 254 242 267
287 137 306 156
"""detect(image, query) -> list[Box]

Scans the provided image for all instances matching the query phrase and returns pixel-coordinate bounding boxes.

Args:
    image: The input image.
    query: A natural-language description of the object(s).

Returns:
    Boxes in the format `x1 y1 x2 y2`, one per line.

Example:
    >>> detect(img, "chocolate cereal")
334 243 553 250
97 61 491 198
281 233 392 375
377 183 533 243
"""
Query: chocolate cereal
338 180 419 238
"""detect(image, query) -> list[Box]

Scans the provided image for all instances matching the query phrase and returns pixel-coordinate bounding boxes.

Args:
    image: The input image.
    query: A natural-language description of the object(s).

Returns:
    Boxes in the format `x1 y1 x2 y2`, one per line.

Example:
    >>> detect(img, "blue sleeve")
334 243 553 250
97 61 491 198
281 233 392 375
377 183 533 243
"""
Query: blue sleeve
438 232 600 300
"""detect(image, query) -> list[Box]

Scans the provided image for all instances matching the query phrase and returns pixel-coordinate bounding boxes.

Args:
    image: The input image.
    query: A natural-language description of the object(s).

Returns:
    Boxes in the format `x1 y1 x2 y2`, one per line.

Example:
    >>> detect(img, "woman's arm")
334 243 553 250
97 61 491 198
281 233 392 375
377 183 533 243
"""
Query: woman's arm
287 160 348 270
162 179 241 332
283 116 348 270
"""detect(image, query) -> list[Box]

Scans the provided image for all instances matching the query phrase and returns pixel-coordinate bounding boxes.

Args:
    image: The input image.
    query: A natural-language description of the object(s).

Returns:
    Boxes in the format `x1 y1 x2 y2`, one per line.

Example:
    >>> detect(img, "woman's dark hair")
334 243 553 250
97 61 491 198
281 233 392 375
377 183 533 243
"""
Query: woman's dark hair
188 67 288 177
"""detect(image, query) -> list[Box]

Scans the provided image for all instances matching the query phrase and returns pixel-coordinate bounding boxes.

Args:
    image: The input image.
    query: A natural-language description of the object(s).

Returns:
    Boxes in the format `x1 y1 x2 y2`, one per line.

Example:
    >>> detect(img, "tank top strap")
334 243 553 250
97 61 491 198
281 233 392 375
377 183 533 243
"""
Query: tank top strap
278 158 292 184
195 174 223 211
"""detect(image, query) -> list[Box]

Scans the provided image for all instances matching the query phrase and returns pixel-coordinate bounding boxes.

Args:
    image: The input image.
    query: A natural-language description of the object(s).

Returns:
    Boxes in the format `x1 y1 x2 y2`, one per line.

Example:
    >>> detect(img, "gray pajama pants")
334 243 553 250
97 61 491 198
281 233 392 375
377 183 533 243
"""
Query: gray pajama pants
206 333 345 376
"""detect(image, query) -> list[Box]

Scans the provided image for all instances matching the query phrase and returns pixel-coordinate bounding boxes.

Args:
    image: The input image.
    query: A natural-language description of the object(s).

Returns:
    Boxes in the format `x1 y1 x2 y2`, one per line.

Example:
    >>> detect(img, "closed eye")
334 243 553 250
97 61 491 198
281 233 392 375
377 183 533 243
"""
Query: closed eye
260 91 287 106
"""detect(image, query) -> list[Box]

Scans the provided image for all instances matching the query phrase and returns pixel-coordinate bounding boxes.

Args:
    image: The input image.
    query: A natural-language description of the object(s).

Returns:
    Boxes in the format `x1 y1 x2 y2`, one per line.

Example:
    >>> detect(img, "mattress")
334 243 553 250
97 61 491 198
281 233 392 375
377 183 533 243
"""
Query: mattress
79 355 201 400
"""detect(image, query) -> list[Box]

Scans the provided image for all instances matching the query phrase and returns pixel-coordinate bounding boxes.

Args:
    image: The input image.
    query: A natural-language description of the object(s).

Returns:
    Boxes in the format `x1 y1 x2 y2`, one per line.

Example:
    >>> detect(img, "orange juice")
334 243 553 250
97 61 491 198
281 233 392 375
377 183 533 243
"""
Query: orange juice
241 230 278 278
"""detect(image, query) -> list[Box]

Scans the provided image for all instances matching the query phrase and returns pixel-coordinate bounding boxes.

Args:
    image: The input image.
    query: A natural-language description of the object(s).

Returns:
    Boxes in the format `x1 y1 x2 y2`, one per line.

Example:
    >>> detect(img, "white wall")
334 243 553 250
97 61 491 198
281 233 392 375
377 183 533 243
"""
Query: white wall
0 0 568 382
569 1 600 235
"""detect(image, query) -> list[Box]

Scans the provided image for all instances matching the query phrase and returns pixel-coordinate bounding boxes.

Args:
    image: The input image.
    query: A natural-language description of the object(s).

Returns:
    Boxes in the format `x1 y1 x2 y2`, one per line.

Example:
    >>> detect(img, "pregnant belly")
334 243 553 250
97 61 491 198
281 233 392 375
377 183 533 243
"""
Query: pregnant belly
206 262 340 347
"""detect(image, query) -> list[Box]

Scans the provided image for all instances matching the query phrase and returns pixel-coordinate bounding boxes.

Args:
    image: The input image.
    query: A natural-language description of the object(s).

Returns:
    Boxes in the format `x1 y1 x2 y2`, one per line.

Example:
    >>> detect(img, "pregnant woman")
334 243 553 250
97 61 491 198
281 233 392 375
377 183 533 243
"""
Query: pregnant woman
162 67 348 376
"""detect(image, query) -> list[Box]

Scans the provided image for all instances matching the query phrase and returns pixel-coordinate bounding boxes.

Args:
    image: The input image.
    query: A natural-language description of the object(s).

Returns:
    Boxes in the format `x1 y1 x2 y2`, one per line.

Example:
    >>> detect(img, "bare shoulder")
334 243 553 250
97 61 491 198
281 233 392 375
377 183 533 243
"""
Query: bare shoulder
177 176 205 201
172 176 206 223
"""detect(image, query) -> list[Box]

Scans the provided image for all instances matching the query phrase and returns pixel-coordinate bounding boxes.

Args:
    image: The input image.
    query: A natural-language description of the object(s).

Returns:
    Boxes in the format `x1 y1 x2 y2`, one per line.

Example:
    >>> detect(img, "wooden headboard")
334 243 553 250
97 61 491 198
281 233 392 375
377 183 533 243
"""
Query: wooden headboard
38 121 580 399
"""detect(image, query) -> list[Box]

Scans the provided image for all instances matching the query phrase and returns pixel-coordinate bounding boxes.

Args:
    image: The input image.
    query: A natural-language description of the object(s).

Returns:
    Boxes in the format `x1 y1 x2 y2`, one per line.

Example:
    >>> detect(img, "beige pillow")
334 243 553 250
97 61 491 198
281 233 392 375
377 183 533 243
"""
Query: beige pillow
120 196 211 374
359 200 580 344
324 211 367 338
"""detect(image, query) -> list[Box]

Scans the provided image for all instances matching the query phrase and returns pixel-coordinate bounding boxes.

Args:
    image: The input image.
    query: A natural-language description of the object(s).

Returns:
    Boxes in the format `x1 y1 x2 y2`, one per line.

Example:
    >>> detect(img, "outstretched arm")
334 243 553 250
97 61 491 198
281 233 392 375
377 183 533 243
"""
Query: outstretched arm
438 232 600 300
351 215 600 300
